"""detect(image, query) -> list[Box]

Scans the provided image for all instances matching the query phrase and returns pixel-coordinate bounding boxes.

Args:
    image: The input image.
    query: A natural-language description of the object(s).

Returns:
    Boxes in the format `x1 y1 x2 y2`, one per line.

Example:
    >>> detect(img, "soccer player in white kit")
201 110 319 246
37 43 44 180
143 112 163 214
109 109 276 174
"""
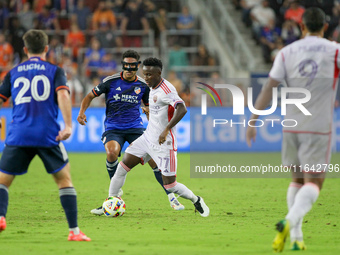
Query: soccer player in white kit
108 57 209 217
246 8 339 252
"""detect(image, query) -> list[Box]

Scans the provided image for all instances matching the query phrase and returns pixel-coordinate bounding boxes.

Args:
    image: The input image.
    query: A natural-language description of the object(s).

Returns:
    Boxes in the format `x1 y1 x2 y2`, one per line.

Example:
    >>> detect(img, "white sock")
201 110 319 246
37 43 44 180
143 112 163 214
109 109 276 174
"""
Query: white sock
69 227 79 235
286 183 320 228
164 181 198 203
109 162 129 197
287 182 303 242
167 193 175 202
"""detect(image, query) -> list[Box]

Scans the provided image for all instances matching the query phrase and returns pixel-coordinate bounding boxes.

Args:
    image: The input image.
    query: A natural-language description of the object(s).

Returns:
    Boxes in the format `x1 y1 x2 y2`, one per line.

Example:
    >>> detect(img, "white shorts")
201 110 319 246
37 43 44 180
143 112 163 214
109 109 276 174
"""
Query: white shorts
282 132 332 173
125 135 177 176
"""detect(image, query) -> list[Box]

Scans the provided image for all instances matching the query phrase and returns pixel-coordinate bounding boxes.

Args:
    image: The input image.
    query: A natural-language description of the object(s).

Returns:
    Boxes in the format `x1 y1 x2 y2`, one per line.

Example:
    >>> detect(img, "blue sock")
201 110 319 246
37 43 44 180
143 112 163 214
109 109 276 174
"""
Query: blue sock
153 167 170 195
59 187 78 228
0 184 9 217
107 159 118 179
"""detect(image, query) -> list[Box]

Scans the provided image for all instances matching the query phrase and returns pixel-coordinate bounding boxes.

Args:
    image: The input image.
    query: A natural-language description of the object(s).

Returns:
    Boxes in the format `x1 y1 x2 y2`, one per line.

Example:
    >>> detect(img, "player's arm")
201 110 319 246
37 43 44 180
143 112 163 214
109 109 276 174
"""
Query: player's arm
77 92 95 125
78 81 107 125
0 72 12 129
0 99 4 129
159 102 187 145
56 89 72 141
141 85 150 120
246 77 280 147
142 106 149 120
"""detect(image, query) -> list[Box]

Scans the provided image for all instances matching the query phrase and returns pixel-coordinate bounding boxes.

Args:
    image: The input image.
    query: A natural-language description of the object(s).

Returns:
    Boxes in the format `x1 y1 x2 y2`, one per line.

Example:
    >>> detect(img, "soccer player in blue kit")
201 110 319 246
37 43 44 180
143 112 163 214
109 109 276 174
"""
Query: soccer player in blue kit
77 50 184 215
0 29 90 241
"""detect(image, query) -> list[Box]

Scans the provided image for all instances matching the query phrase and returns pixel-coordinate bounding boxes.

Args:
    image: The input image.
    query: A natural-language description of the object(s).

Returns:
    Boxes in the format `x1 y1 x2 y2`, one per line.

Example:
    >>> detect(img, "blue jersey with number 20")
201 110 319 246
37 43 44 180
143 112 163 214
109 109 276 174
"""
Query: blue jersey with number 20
0 57 69 147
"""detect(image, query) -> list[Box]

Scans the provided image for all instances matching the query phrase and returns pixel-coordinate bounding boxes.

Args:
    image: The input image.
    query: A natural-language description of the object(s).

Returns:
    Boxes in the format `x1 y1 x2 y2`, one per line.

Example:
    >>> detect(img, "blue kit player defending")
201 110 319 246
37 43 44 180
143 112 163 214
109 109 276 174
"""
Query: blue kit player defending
0 29 90 241
77 50 184 215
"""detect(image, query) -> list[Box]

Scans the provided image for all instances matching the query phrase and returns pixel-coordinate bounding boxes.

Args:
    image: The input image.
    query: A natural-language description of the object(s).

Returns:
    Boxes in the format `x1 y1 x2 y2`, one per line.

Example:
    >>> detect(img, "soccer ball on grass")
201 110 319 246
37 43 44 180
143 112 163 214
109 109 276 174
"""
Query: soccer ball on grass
102 196 126 217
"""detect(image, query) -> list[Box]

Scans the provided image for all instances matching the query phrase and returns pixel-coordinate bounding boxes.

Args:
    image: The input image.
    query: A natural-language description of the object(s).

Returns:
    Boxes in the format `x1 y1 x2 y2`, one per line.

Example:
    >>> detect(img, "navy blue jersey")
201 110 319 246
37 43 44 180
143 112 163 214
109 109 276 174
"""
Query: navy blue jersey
0 57 69 147
92 72 149 131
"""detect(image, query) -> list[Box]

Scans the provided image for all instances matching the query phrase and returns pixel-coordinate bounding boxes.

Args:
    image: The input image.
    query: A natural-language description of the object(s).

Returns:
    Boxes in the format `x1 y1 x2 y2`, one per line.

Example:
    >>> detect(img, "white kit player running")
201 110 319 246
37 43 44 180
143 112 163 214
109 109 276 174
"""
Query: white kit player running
246 8 339 252
107 57 209 217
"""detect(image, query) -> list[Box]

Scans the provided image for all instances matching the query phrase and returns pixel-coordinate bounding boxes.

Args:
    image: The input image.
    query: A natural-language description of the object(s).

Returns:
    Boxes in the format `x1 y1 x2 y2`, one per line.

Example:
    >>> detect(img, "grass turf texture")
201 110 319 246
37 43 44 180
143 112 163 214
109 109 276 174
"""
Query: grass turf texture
0 152 339 255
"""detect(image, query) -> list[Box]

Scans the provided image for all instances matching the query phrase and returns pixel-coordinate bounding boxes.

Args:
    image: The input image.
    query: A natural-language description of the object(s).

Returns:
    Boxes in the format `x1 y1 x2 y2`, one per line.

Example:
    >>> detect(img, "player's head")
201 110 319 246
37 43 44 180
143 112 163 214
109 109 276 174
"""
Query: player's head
301 7 327 35
121 50 141 81
142 57 163 88
23 29 49 57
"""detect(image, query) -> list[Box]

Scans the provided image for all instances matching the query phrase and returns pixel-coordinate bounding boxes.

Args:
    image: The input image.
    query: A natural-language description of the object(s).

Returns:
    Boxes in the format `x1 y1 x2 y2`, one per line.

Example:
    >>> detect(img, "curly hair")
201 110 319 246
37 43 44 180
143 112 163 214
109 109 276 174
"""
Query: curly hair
142 57 163 70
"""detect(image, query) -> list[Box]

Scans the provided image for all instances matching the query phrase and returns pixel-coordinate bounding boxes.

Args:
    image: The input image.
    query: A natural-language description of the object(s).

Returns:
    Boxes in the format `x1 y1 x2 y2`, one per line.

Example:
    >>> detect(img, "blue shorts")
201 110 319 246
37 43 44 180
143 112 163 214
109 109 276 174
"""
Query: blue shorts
101 128 145 156
0 143 69 175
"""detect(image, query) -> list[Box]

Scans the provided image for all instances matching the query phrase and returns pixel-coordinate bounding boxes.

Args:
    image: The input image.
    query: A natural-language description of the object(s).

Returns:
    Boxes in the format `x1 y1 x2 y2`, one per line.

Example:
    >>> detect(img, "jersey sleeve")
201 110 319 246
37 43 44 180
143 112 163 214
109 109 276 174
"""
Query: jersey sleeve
161 88 185 108
92 80 109 97
269 48 286 82
55 66 69 92
0 72 12 101
142 86 150 106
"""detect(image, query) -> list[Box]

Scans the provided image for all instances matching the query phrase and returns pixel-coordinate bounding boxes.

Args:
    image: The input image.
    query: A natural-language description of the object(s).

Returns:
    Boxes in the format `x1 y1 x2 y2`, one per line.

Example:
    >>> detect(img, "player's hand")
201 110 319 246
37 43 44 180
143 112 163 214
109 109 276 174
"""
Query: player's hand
142 107 149 116
159 128 170 145
56 126 72 141
246 126 257 147
77 113 87 125
0 119 2 129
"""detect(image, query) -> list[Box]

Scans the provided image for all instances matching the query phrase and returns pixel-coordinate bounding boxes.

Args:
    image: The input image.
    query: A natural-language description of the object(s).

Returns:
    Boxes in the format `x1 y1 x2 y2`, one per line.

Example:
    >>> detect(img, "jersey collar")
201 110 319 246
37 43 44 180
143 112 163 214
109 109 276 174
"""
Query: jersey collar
121 71 138 82
152 78 164 90
29 57 43 61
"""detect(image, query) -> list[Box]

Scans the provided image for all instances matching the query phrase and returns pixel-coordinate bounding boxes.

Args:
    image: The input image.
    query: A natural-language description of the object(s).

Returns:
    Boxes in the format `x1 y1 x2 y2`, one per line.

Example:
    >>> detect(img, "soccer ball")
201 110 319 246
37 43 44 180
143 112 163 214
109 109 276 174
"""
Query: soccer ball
102 196 126 217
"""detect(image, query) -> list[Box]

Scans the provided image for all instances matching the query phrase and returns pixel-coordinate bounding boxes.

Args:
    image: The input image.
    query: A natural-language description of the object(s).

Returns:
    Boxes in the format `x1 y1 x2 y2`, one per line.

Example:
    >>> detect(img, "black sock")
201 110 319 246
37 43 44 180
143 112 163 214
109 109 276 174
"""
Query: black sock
0 184 8 217
153 167 170 195
59 187 78 228
107 159 118 179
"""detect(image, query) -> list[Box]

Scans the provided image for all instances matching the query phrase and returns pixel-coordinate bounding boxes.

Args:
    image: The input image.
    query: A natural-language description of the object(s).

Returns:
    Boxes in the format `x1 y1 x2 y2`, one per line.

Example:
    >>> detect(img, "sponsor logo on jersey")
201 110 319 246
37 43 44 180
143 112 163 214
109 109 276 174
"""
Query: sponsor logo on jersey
113 94 121 101
116 87 121 91
134 87 141 94
153 95 157 103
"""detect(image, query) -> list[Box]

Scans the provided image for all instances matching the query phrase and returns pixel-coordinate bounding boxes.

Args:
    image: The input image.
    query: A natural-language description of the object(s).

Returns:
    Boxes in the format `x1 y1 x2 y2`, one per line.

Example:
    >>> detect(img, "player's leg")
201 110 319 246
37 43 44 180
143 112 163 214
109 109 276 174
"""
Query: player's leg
103 131 125 180
154 149 209 217
108 135 148 197
90 132 124 215
39 144 90 241
0 172 15 232
0 146 34 233
273 133 304 252
147 159 184 210
108 152 141 197
126 129 184 210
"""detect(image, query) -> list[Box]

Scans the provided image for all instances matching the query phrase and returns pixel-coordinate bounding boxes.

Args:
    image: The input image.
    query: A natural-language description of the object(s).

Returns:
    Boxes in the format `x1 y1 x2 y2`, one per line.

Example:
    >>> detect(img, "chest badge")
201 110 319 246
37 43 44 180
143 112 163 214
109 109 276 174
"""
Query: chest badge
134 87 141 94
153 95 158 103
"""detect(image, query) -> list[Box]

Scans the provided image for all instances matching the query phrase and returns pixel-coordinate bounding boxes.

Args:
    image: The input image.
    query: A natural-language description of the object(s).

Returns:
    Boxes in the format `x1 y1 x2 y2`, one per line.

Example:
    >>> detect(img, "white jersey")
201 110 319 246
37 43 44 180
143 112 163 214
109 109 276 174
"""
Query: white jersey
144 79 184 150
269 36 340 133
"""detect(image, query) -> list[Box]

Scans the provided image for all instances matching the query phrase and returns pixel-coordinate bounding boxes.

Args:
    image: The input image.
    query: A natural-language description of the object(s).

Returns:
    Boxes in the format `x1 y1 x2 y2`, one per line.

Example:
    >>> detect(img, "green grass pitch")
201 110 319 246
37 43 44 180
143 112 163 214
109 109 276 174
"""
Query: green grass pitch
0 152 339 255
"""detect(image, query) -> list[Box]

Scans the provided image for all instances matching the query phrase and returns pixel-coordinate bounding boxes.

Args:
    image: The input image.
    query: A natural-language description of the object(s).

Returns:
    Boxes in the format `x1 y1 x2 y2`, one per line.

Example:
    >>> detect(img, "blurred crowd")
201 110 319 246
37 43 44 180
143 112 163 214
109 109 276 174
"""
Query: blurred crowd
0 0 221 108
232 0 340 63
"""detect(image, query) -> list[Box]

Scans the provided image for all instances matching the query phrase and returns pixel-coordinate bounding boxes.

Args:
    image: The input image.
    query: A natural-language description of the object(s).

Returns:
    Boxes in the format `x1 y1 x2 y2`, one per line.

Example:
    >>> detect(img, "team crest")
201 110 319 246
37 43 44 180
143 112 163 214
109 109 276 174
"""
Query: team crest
153 95 158 103
134 87 141 94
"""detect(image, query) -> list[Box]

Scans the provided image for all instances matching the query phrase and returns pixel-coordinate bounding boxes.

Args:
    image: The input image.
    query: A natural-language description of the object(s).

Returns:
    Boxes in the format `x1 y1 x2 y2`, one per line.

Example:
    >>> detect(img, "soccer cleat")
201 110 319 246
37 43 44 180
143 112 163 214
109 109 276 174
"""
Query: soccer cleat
90 206 104 216
0 216 6 232
272 219 290 252
290 241 306 251
68 230 91 241
170 197 185 210
193 196 209 217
